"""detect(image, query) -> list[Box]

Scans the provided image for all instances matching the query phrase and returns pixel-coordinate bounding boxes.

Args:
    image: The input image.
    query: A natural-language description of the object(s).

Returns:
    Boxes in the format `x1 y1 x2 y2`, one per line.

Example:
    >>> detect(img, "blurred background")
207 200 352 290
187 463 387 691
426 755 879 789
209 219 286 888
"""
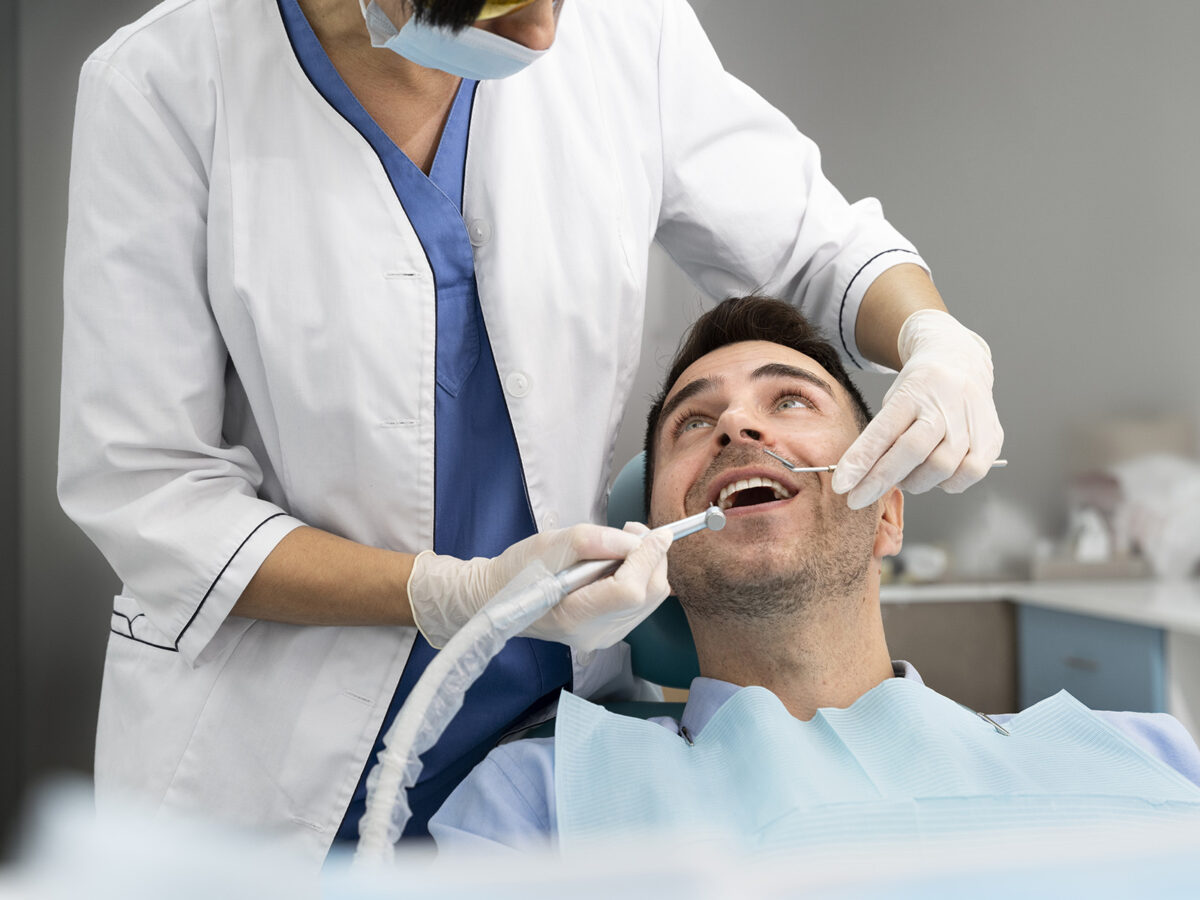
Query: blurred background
3 0 1199 847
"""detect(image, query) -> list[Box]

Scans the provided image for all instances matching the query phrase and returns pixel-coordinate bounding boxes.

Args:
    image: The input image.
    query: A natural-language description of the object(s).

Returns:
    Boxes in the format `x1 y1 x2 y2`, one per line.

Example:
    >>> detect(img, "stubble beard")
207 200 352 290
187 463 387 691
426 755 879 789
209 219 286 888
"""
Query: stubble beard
669 482 880 625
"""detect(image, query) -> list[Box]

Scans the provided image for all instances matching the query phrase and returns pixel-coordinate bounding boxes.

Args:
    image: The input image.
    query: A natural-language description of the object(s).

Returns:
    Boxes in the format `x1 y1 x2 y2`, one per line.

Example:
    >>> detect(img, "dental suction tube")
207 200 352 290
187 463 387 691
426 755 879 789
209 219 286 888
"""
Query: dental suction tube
354 506 726 866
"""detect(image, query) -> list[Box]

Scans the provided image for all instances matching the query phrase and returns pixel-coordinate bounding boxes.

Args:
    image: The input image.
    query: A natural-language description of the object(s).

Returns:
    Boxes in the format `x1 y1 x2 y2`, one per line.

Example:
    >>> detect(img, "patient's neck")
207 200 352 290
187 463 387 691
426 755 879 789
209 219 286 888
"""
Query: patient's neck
686 576 894 722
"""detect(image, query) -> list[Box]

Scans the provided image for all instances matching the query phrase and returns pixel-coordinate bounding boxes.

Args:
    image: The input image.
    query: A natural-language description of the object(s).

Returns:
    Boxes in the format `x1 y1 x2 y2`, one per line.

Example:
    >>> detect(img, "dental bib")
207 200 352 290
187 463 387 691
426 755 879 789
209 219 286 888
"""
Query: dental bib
554 679 1200 856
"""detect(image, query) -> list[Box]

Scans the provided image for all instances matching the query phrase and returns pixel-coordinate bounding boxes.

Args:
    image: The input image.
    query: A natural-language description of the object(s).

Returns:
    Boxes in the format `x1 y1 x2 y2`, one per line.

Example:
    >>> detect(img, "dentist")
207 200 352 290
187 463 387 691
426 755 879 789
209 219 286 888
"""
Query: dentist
59 0 1002 864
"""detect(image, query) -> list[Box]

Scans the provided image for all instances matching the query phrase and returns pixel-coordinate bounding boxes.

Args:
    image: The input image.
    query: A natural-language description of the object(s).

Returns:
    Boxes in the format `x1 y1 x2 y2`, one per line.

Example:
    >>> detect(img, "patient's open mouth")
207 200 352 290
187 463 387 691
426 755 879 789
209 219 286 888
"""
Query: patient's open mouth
717 477 793 511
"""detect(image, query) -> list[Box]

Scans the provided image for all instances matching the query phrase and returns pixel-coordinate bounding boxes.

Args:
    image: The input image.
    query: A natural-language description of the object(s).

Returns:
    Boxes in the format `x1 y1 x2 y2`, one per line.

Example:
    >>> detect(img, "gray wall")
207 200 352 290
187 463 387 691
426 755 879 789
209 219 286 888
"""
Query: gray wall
618 0 1200 549
18 0 142 794
13 1 1200 800
3 0 22 846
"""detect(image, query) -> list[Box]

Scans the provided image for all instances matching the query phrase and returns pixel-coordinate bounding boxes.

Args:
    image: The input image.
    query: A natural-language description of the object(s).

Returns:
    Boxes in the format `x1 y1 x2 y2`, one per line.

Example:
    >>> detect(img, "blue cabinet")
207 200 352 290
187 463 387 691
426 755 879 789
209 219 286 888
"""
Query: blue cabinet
1017 604 1165 713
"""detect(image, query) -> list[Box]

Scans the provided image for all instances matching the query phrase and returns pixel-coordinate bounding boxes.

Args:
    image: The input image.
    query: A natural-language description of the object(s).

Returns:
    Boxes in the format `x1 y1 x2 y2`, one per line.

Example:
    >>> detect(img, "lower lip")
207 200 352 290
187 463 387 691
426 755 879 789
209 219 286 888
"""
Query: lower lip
716 495 795 519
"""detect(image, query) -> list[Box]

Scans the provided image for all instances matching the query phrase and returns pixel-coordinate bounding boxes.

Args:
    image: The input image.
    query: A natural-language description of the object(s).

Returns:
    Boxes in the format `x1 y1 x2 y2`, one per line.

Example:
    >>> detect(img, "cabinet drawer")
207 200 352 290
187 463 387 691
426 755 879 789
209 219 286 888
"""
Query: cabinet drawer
1017 604 1164 712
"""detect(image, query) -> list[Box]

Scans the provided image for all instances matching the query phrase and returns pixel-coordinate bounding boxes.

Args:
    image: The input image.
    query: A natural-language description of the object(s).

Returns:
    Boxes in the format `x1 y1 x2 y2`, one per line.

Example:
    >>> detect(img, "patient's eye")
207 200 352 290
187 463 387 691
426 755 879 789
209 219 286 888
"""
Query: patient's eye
672 411 713 438
774 391 816 412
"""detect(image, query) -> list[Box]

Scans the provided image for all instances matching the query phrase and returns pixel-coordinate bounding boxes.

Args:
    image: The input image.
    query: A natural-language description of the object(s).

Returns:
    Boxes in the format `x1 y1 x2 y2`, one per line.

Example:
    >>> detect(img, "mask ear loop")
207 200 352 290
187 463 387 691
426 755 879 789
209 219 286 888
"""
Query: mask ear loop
359 0 402 47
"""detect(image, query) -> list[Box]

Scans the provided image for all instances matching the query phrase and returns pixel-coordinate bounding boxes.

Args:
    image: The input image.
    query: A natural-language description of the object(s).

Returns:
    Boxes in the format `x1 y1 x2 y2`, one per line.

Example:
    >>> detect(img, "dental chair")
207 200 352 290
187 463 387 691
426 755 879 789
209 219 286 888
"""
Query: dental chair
523 453 700 735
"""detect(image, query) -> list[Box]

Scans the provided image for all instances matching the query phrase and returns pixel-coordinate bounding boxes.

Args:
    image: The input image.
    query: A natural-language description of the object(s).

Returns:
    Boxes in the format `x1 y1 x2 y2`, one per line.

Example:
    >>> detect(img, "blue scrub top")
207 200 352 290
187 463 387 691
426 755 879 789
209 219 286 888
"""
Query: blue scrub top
276 0 572 842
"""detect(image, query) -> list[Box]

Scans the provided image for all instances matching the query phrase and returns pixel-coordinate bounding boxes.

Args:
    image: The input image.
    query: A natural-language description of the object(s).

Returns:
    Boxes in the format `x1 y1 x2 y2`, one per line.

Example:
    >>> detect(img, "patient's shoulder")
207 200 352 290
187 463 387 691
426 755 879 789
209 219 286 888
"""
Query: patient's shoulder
488 736 559 806
987 708 1200 785
430 711 683 852
1092 710 1200 785
429 737 558 852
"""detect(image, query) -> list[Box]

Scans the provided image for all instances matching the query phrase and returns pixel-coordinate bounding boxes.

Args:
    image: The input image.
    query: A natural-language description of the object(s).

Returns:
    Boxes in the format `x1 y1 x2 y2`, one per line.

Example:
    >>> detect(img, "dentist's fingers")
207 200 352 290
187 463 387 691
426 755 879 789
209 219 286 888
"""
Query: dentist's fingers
628 525 672 610
838 398 946 508
940 420 1005 494
897 377 1003 495
832 392 916 496
520 522 645 576
409 522 646 648
525 526 672 652
837 308 1002 507
604 526 672 610
897 440 966 495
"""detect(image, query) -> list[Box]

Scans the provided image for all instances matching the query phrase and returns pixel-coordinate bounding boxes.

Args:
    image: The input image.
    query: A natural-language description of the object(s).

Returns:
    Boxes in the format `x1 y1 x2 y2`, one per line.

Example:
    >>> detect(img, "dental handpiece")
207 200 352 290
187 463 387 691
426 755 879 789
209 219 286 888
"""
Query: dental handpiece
764 447 1008 473
555 506 726 595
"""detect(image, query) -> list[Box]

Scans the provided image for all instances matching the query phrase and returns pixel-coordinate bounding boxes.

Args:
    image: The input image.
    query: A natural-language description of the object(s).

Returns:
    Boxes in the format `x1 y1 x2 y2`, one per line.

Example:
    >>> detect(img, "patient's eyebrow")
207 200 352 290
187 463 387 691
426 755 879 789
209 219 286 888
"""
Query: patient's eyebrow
751 363 836 400
660 376 723 428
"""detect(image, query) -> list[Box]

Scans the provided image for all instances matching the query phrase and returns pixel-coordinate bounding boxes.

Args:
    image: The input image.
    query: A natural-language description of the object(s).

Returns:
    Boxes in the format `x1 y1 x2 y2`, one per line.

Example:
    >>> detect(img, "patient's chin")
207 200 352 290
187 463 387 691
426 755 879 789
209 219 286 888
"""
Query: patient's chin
668 508 877 622
671 540 815 619
672 555 827 623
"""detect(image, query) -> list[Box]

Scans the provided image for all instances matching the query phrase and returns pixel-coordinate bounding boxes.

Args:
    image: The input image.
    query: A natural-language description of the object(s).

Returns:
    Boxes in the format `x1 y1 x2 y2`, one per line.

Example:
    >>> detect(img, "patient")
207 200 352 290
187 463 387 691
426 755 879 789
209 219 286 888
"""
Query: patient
429 296 1200 853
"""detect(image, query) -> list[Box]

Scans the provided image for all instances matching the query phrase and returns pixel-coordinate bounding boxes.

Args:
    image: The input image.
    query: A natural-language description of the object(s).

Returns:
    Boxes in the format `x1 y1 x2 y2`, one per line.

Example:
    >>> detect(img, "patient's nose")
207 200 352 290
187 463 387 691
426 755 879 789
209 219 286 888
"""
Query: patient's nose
719 427 762 446
716 403 767 447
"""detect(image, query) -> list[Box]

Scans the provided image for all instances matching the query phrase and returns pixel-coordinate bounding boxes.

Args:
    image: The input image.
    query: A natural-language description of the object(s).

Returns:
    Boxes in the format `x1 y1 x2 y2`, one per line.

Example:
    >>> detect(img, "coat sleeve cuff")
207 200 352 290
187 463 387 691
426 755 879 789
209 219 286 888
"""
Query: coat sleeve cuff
836 249 931 374
177 513 306 666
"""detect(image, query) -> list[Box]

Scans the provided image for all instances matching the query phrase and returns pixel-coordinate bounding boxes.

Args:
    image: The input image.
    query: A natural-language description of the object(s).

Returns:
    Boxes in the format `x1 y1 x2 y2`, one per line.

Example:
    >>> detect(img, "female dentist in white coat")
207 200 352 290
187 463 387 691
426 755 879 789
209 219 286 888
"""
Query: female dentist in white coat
59 0 1003 866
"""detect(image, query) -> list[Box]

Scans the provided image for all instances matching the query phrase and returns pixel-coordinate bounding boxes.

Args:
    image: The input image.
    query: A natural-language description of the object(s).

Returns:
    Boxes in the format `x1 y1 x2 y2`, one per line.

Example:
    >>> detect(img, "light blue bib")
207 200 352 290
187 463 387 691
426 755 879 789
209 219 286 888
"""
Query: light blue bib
554 679 1200 855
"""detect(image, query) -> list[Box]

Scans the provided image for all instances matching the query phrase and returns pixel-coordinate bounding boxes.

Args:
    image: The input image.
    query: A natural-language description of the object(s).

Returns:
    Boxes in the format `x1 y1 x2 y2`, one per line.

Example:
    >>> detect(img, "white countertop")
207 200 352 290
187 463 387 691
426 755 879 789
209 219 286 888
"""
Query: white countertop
881 579 1200 636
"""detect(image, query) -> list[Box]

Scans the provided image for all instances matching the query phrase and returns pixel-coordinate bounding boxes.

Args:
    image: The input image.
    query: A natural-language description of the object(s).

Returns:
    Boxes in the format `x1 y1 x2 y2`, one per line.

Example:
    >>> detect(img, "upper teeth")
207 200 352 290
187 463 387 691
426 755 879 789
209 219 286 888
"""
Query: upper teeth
717 477 793 511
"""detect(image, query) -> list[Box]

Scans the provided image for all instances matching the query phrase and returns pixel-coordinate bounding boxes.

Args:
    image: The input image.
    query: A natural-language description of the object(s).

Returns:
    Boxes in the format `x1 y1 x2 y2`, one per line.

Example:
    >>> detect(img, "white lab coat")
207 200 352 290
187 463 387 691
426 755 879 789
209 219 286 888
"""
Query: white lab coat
59 0 925 864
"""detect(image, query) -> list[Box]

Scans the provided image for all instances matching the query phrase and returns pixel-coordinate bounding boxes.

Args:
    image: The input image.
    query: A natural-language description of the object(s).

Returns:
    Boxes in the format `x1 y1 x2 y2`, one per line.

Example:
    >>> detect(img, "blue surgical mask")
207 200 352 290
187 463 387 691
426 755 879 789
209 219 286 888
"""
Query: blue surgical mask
358 0 549 80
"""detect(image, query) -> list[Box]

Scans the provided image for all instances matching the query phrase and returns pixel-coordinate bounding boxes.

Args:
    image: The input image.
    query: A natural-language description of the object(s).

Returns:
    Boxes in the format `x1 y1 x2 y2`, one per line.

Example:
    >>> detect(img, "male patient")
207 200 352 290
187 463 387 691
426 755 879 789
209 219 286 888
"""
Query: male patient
429 296 1200 853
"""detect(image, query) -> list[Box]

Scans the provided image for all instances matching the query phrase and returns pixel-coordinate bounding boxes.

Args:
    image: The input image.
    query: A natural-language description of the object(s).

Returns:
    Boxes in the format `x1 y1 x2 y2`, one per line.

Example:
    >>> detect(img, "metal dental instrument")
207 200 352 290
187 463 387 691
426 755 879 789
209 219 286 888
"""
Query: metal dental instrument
556 506 726 594
764 447 1008 473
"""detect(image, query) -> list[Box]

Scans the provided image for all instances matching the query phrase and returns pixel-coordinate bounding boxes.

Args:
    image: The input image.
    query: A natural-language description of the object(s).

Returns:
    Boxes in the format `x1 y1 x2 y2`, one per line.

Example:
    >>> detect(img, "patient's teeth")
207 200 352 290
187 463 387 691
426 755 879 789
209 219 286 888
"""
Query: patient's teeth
716 476 794 511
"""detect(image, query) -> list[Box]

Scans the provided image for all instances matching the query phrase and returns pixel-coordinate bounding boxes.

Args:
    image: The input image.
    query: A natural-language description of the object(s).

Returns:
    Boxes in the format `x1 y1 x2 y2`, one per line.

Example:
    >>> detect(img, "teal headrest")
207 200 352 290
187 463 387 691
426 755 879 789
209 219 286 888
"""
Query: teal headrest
607 453 700 690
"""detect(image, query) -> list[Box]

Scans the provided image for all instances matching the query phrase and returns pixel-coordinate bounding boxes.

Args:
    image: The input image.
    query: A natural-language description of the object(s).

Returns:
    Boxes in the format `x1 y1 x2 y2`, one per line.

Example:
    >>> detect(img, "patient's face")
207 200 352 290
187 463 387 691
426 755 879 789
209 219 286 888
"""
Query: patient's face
649 341 881 613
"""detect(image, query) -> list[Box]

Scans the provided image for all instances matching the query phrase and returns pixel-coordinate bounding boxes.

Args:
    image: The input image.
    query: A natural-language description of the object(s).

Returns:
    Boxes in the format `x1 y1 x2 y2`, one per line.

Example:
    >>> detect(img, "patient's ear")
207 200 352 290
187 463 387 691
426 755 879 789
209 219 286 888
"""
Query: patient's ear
873 487 904 558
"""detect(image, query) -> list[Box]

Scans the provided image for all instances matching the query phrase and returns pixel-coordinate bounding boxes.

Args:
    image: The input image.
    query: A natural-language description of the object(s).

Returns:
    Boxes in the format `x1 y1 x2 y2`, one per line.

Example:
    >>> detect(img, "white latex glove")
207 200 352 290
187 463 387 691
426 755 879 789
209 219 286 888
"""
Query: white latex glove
407 522 672 651
832 309 1003 509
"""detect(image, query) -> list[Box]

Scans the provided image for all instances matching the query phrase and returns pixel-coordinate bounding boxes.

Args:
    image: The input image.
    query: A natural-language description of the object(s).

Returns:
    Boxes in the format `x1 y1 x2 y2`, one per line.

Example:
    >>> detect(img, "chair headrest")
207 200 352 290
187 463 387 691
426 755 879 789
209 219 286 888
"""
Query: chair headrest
607 453 700 690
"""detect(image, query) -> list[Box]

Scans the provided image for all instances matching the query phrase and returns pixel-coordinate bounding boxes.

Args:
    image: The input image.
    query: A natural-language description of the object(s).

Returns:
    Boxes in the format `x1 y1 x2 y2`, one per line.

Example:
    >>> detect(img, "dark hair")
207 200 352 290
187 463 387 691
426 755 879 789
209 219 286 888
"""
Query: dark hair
642 296 872 512
409 0 497 29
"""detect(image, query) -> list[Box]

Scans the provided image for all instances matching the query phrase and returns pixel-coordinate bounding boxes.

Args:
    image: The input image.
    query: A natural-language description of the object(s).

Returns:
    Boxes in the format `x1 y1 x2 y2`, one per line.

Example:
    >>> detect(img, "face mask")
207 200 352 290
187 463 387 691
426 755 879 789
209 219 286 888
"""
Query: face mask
358 0 550 80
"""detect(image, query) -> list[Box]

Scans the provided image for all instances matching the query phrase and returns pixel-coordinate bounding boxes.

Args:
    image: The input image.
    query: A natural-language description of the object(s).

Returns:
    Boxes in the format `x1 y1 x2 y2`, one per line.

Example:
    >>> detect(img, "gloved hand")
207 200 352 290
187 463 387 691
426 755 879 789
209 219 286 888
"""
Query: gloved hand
832 309 1003 509
407 522 672 651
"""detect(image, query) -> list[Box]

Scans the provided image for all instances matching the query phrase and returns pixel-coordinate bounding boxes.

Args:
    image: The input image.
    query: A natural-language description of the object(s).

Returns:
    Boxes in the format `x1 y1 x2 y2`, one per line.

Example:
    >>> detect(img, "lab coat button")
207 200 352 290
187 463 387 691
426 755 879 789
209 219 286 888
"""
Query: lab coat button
545 512 560 529
467 218 492 247
505 371 531 398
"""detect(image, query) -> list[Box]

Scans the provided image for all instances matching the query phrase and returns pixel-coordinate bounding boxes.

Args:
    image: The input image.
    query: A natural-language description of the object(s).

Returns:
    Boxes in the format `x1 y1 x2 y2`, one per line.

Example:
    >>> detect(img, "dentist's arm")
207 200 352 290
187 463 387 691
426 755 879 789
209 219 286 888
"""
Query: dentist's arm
233 522 671 651
852 263 946 370
233 527 418 626
836 263 1004 509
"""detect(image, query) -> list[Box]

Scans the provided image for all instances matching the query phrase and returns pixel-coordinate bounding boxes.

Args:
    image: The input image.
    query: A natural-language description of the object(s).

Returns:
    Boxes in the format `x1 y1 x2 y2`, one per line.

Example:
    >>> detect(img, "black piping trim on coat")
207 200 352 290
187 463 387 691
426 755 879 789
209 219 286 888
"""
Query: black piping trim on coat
109 628 178 652
111 610 175 650
111 611 144 629
174 513 286 648
837 249 920 369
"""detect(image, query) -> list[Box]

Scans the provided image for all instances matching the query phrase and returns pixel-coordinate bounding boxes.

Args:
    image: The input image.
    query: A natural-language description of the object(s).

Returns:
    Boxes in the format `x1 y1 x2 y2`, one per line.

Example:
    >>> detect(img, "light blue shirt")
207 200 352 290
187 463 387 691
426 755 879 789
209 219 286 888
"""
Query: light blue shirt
428 662 1200 852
